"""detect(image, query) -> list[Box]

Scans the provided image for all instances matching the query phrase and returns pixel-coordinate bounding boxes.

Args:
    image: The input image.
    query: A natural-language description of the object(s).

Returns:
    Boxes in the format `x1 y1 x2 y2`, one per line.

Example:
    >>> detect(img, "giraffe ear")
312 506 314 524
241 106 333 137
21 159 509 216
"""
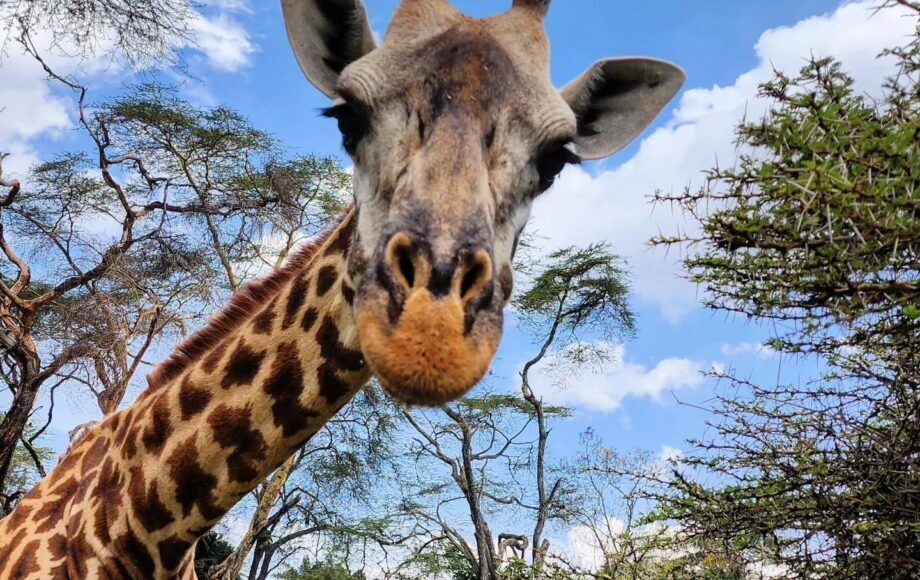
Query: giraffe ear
282 0 378 99
561 58 685 161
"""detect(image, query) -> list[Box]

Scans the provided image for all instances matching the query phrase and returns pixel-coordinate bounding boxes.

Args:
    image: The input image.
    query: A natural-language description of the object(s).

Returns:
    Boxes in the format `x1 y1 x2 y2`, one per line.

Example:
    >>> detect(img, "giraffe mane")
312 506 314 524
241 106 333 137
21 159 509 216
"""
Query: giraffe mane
144 209 353 394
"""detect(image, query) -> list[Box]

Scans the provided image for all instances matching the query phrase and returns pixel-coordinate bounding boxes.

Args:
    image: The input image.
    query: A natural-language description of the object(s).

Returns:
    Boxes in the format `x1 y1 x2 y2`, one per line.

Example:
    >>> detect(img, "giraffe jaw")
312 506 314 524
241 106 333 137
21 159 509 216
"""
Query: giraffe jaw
355 285 501 406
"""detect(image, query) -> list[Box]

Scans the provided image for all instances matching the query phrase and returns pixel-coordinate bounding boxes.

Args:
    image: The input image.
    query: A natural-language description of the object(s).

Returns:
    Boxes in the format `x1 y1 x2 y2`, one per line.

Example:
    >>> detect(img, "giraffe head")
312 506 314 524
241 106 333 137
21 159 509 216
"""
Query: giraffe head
283 0 684 405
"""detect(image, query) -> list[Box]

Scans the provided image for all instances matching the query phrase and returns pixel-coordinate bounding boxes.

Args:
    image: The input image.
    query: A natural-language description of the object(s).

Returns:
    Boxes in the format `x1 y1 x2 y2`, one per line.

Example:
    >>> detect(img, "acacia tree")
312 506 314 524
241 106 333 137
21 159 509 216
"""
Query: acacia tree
563 433 773 580
645 15 919 579
195 532 236 579
0 38 348 504
278 558 367 580
0 415 54 512
394 244 636 579
557 432 674 579
0 0 194 66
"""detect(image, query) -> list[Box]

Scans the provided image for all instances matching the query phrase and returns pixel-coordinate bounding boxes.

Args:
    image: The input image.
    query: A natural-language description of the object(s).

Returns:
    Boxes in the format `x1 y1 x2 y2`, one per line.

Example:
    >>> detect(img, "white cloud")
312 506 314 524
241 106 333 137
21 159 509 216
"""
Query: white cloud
0 0 256 177
565 519 677 572
658 445 684 464
189 11 256 72
0 29 123 177
189 0 256 72
526 343 707 412
199 0 253 11
531 1 915 323
566 518 626 571
720 341 777 359
749 561 792 579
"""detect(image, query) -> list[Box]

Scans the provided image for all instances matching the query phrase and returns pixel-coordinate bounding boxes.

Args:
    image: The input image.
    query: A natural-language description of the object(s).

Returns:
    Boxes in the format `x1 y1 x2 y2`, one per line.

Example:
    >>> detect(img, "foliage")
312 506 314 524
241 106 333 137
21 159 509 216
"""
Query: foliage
514 244 636 350
279 558 367 580
0 55 348 502
561 432 672 579
0 416 54 512
395 540 478 580
647 20 920 580
0 0 194 66
195 532 236 579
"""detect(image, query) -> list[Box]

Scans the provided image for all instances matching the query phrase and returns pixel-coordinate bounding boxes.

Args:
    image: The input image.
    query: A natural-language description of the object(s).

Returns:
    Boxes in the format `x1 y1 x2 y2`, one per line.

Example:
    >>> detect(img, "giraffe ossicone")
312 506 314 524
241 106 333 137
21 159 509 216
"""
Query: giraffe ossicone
0 0 683 576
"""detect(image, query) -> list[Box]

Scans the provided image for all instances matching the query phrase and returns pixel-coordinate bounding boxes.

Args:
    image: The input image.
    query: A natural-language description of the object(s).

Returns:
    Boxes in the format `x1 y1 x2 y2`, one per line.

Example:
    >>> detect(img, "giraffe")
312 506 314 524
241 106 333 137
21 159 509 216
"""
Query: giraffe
0 0 684 577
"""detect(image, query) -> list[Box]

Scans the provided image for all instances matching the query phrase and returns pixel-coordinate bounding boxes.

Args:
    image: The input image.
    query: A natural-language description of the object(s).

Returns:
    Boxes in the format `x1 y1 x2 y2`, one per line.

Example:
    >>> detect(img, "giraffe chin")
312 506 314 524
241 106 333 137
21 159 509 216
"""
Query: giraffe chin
355 288 500 406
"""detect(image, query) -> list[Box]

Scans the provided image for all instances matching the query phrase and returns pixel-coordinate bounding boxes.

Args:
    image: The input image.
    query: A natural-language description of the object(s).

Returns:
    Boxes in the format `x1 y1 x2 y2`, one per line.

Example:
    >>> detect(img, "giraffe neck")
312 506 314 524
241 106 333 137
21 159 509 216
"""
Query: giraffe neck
0 209 372 578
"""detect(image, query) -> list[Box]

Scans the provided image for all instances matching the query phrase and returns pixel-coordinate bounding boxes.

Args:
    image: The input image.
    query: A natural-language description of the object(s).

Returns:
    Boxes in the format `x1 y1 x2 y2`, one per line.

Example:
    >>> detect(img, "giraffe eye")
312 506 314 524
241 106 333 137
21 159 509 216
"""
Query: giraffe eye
322 99 371 155
534 141 579 193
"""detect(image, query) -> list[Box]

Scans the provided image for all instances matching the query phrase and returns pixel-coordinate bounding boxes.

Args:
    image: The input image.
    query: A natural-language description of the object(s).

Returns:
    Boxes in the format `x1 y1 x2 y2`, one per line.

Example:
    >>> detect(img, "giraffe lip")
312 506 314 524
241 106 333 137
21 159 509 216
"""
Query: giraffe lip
354 286 500 406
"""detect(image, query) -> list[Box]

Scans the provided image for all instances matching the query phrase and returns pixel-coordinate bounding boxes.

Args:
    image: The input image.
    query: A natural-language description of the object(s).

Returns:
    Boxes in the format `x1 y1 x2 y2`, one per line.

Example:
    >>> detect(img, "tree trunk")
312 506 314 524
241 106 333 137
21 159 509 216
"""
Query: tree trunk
457 424 498 579
212 455 297 580
470 507 497 580
0 356 39 501
523 383 551 572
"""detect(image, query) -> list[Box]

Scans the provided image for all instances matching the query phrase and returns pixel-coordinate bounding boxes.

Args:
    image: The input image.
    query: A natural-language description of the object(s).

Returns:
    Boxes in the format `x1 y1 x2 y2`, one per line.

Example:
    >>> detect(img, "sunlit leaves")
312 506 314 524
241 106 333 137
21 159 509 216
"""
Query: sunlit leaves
645 22 920 578
514 244 636 347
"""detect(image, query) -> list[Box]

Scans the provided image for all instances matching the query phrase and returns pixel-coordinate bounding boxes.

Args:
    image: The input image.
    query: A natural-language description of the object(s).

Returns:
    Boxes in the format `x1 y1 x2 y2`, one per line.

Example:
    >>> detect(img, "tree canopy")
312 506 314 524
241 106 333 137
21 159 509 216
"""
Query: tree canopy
646 21 919 579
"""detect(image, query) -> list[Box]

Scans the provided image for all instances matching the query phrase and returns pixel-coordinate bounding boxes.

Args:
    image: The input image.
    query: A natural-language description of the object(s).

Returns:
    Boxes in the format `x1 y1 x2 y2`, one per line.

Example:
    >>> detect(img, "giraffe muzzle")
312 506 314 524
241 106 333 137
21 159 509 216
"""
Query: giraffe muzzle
354 231 503 406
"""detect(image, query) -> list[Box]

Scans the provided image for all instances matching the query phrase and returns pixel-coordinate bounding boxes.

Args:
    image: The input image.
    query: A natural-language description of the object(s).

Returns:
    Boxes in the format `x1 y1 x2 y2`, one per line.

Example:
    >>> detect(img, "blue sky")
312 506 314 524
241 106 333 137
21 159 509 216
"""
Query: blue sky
1 0 914 556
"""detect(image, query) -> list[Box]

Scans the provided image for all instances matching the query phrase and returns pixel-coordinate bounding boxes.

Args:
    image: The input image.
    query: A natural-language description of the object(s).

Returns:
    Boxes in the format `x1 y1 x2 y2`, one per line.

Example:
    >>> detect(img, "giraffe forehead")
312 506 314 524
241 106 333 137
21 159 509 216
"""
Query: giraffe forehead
342 18 553 114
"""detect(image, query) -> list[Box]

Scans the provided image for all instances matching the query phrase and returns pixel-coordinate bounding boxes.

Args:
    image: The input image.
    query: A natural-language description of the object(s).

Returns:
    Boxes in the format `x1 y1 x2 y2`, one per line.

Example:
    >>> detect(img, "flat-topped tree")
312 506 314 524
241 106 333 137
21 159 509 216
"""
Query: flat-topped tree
0 1 683 576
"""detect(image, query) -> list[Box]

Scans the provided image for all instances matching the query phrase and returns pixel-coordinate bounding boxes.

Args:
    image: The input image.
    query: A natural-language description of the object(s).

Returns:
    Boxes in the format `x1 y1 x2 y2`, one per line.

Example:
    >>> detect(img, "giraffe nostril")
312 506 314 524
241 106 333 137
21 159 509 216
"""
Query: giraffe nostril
397 245 416 289
460 250 493 303
461 261 484 298
384 233 418 293
382 233 493 307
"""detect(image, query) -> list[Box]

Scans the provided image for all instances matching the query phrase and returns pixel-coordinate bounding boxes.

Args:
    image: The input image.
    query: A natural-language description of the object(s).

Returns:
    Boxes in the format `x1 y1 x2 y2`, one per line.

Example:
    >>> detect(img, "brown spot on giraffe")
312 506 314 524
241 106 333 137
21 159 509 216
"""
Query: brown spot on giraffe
10 540 41 577
221 341 266 388
315 265 338 297
94 459 123 544
284 274 311 329
167 437 221 520
207 404 268 483
53 445 84 476
158 535 192 572
47 533 68 560
325 213 355 256
141 394 172 454
64 523 92 578
252 297 278 334
318 362 352 405
115 525 157 577
0 529 26 571
83 437 109 473
112 407 134 445
341 281 356 305
263 341 320 437
316 315 367 404
201 339 230 374
5 502 32 530
34 476 78 534
301 306 319 332
128 466 176 532
179 375 212 419
317 316 365 372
